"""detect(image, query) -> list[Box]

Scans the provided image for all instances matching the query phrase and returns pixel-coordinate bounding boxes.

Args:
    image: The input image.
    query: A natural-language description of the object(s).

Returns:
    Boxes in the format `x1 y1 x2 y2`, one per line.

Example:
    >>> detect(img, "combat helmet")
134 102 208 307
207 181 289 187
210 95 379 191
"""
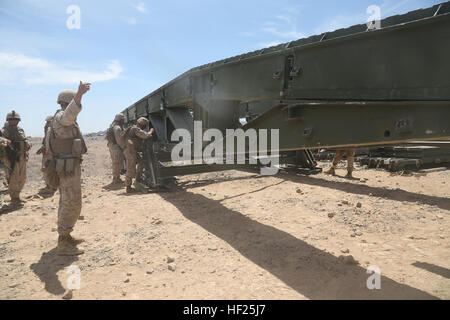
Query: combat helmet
114 114 125 122
137 117 149 127
45 115 53 122
6 110 21 121
57 89 76 104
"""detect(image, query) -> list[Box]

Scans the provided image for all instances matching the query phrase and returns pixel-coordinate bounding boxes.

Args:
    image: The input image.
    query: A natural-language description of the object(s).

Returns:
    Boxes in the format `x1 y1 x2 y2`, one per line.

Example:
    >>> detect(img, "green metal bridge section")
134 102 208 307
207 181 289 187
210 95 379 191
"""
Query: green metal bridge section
121 2 450 189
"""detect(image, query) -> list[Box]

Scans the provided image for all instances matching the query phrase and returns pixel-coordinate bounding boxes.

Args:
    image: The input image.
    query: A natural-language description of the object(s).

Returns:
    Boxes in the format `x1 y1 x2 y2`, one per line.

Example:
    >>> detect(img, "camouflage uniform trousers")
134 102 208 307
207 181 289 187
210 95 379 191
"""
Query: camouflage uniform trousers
124 148 143 187
57 158 82 236
42 152 53 188
108 144 124 181
6 155 27 201
331 149 355 173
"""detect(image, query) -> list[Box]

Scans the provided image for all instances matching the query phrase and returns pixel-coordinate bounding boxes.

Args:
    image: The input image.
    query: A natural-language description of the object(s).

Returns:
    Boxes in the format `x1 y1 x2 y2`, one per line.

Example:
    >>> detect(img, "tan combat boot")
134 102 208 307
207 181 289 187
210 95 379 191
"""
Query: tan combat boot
10 197 25 207
67 234 85 245
324 167 335 175
112 178 124 185
126 186 136 193
345 170 353 178
57 235 84 256
38 186 56 196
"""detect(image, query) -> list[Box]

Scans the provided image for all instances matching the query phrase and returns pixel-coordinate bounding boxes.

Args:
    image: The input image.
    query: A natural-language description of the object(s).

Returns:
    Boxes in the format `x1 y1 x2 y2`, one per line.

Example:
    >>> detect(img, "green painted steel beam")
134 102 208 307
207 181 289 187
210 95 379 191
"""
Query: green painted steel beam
244 101 450 150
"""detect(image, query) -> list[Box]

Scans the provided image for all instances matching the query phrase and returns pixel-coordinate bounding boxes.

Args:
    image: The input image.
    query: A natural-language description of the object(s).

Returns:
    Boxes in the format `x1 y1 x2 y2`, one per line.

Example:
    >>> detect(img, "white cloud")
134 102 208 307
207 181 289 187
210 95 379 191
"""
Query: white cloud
260 13 305 43
313 13 366 34
123 17 138 25
275 15 291 23
257 41 283 49
262 27 305 39
0 52 123 85
132 2 149 14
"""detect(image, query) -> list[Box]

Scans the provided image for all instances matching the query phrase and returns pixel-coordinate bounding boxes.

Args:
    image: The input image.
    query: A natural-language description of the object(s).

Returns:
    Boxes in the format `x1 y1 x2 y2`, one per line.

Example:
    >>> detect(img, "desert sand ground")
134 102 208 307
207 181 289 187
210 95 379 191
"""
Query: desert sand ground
0 136 449 300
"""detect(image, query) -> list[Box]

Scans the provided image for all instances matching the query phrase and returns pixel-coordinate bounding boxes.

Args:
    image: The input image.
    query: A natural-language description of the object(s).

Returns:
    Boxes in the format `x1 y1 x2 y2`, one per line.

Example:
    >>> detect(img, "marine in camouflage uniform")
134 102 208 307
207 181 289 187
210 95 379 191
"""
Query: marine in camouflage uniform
123 117 154 193
1 111 30 206
45 81 90 255
107 114 125 184
0 134 11 190
324 149 356 178
37 115 56 195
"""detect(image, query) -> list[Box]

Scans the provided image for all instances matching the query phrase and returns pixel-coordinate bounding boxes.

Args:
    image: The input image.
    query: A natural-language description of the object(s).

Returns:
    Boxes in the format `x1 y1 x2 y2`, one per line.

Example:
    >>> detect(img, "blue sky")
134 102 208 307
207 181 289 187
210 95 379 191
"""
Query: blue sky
0 0 441 136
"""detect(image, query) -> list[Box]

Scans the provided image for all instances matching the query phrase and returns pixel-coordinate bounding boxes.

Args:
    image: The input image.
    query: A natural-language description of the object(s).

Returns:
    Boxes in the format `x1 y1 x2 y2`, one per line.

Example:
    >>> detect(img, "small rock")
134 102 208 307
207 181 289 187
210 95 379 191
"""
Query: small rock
42 212 48 216
7 258 15 263
62 290 73 300
146 268 154 275
126 272 132 276
360 178 367 183
355 231 363 236
51 227 57 232
124 278 130 283
168 263 176 271
437 215 444 219
342 200 349 205
338 255 359 265
340 248 350 254
10 230 22 237
78 215 84 221
356 202 362 208
296 189 303 194
439 235 445 239
8 283 19 288
82 195 87 199
167 256 175 263
409 235 427 240
113 211 117 214
208 246 217 251
350 233 356 237
328 213 335 218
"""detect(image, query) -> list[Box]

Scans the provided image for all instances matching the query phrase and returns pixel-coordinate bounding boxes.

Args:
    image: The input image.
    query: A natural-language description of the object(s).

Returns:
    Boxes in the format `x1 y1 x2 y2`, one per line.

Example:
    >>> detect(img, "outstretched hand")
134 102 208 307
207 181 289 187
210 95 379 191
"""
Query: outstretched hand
74 81 91 106
78 81 91 95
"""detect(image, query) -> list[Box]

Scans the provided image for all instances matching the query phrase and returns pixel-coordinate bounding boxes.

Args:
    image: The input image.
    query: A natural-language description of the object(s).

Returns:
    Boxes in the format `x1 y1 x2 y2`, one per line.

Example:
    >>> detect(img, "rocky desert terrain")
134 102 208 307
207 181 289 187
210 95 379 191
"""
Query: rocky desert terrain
0 136 449 299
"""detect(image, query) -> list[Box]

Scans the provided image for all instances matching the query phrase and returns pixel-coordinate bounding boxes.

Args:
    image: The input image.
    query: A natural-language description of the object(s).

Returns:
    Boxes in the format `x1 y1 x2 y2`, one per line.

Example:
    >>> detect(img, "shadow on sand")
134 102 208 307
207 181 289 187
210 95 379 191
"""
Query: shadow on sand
160 183 439 299
30 248 79 296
